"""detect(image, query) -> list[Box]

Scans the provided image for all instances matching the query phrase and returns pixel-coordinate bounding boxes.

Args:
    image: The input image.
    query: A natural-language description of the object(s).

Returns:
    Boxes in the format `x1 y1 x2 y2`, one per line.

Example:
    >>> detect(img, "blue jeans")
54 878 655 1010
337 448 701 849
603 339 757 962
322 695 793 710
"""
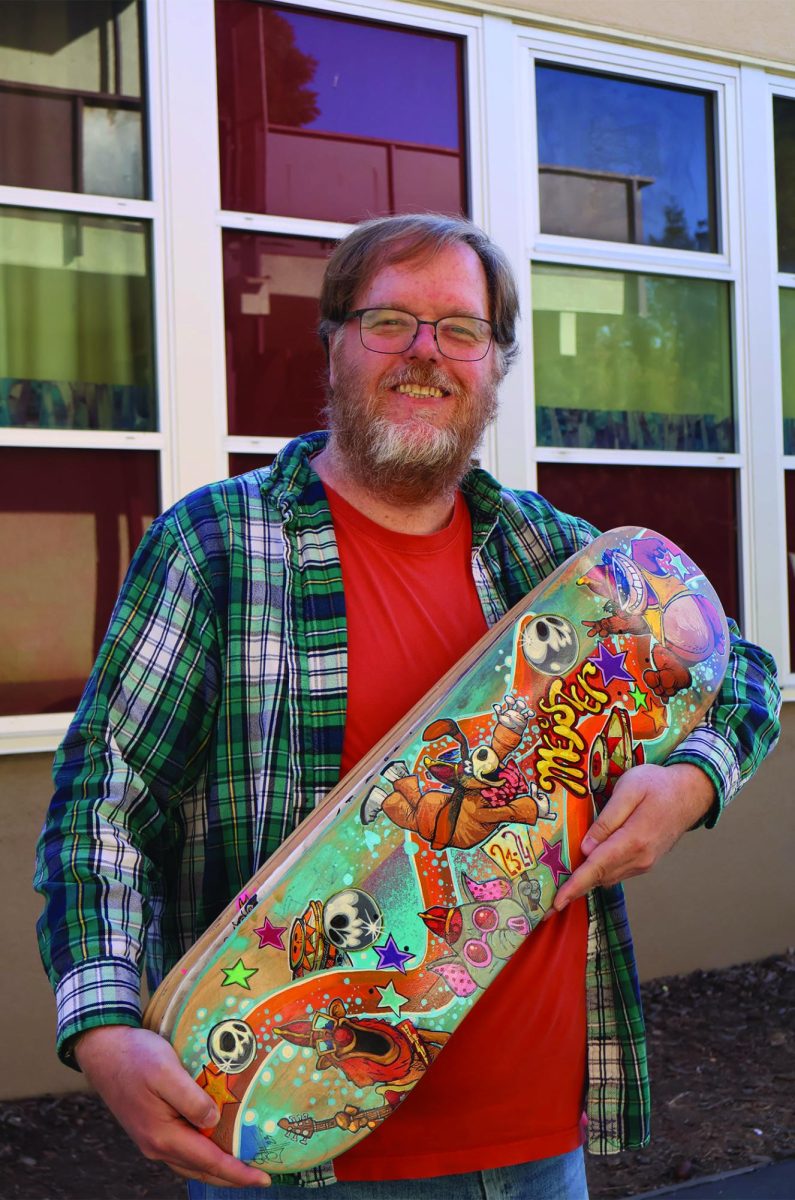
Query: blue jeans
186 1146 589 1199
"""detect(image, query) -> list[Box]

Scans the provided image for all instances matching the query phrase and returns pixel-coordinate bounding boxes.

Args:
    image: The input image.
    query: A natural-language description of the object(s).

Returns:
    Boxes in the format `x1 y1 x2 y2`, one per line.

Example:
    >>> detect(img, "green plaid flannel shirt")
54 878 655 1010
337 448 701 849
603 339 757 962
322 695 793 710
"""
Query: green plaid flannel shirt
35 431 781 1185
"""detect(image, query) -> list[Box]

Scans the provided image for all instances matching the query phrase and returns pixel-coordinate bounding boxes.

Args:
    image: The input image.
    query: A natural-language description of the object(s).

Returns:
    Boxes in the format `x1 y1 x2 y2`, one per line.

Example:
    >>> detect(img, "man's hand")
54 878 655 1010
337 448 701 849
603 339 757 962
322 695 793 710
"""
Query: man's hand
74 1025 270 1189
552 763 716 912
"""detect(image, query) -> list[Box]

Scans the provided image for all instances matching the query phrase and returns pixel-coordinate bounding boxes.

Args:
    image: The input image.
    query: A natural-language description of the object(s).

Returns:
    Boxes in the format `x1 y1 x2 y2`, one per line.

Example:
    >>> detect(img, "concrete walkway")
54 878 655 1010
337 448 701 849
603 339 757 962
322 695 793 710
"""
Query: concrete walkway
627 1158 795 1199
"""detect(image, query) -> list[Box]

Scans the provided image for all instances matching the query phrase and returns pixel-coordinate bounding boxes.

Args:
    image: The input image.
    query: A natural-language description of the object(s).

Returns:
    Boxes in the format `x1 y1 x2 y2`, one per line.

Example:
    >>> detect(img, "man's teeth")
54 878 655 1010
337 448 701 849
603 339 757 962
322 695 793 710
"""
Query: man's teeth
395 384 445 397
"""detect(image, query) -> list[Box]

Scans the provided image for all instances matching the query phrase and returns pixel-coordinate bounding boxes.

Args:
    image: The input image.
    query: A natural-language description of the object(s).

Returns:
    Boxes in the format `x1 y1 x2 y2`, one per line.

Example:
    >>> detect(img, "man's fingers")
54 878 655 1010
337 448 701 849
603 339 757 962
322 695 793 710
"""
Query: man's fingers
580 769 653 855
154 1127 271 1188
152 1067 220 1131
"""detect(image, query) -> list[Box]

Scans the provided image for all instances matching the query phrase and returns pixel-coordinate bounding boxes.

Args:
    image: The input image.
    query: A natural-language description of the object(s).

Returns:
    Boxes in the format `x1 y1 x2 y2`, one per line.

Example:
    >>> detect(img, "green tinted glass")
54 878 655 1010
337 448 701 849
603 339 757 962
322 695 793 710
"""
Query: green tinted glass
0 207 156 431
532 264 733 452
782 289 795 454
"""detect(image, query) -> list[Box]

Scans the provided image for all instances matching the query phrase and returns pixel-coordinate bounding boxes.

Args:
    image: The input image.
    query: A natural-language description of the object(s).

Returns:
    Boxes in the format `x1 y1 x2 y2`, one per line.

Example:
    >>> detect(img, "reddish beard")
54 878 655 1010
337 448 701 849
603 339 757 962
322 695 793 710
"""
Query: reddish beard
323 355 498 504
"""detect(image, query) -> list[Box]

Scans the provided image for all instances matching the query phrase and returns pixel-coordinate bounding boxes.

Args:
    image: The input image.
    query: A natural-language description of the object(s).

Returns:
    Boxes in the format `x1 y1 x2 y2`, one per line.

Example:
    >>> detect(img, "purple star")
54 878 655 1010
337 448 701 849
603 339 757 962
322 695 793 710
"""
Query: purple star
539 837 571 888
592 641 634 685
373 934 415 973
253 916 287 950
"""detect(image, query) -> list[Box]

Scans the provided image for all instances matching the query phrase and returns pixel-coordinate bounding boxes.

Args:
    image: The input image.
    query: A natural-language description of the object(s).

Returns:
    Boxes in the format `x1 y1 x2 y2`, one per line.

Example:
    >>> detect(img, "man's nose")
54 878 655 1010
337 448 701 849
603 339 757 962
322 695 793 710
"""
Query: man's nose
406 321 439 360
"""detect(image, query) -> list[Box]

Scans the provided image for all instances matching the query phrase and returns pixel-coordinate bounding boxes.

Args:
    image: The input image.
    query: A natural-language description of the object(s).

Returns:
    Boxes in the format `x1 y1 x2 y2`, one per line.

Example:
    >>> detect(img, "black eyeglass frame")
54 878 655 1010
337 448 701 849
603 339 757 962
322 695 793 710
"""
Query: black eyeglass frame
343 307 496 362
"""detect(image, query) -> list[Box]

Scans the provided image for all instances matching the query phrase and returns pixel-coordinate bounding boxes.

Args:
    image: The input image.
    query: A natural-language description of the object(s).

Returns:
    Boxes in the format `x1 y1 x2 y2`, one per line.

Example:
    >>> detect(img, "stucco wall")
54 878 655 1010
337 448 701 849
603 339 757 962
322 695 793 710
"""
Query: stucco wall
493 0 795 65
3 703 793 1101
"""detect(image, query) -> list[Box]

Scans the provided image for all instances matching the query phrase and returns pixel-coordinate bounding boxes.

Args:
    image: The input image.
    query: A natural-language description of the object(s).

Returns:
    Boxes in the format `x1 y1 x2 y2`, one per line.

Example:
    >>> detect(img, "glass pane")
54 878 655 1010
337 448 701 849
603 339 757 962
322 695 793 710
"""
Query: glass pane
782 289 795 454
223 232 332 438
774 97 795 274
785 472 795 672
0 448 159 717
536 64 717 251
532 264 733 452
0 207 156 431
537 462 740 621
229 452 276 477
0 1 146 198
216 0 466 221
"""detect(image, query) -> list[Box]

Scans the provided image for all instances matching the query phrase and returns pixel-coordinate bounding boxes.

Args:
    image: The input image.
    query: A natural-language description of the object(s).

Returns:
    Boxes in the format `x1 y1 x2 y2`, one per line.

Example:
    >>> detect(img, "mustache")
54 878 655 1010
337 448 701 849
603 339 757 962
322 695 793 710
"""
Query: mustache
377 364 461 397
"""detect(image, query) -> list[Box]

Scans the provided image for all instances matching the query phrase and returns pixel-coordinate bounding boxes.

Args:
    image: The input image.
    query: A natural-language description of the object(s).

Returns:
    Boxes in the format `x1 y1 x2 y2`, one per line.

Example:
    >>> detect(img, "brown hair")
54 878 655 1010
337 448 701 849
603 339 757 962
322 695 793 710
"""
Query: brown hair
318 213 520 375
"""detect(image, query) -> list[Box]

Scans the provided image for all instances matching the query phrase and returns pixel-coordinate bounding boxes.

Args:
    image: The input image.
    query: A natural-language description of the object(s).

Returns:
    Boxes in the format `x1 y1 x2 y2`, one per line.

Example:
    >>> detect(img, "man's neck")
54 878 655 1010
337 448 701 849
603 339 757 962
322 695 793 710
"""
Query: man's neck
312 445 458 535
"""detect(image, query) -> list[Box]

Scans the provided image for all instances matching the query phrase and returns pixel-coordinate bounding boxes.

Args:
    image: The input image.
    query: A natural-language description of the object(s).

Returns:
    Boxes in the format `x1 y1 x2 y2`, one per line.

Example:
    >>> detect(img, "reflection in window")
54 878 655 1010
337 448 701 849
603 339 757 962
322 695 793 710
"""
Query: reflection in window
223 232 332 438
782 289 795 454
535 65 717 251
0 207 156 431
774 96 795 274
0 448 159 716
0 0 146 198
532 264 733 452
215 0 467 221
538 462 739 620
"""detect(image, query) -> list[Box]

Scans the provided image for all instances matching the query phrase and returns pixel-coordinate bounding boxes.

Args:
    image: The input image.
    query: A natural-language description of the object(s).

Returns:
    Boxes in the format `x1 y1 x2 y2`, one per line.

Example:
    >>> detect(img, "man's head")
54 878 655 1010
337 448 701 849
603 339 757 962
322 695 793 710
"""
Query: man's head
318 214 520 503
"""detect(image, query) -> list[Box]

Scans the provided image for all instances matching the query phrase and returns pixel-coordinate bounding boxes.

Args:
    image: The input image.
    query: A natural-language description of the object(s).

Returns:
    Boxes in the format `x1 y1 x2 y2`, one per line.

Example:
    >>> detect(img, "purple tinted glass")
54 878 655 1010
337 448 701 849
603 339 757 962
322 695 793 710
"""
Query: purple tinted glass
215 1 466 221
0 448 159 716
537 462 739 621
223 232 332 438
536 64 717 251
774 97 795 274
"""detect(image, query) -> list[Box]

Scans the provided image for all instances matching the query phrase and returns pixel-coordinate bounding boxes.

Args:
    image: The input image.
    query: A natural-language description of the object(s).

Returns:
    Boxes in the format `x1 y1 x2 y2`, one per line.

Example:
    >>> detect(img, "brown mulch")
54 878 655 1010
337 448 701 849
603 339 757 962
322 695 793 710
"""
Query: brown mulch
3 951 793 1199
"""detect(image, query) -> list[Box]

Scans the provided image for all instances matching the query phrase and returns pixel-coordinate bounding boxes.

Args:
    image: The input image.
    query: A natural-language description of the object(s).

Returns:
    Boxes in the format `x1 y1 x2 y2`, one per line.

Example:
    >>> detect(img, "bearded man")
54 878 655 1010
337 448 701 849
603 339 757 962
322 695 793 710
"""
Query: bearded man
35 215 780 1200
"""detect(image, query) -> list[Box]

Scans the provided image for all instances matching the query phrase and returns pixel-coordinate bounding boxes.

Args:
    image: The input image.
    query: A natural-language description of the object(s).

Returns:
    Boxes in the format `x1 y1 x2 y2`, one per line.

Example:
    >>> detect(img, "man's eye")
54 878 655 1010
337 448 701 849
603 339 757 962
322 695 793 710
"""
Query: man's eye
365 311 413 332
441 321 481 342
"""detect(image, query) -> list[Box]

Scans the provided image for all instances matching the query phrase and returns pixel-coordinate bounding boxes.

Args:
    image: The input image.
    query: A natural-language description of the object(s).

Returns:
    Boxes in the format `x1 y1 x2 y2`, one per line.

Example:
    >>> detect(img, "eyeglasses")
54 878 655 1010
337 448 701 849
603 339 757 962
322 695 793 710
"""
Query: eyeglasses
344 307 495 362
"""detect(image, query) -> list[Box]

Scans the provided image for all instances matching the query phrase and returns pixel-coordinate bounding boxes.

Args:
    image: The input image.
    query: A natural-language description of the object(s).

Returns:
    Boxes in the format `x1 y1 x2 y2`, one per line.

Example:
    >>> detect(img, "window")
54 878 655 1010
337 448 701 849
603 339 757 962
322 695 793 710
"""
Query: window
0 0 160 738
774 94 795 670
519 47 741 621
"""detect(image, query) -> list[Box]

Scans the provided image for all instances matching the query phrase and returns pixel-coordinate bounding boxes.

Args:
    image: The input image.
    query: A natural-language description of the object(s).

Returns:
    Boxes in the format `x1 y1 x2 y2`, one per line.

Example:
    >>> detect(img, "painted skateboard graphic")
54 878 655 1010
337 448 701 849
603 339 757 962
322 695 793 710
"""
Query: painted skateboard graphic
144 527 730 1173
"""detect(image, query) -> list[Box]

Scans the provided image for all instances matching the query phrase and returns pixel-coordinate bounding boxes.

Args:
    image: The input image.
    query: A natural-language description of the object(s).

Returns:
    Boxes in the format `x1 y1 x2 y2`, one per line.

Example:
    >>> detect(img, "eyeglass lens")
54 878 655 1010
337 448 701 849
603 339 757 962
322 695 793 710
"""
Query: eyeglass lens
359 309 492 361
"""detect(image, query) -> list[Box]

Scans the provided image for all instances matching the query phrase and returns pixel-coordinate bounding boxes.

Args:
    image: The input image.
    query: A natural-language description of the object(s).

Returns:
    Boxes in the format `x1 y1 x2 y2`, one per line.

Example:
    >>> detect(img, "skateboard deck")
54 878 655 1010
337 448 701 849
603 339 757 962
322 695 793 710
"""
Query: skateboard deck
144 527 730 1173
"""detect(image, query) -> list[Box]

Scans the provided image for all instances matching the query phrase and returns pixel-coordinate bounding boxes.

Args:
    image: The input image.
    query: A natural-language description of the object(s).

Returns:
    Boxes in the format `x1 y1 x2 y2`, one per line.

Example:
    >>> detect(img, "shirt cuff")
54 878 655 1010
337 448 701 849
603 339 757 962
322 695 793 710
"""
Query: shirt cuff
665 725 742 827
55 957 143 1068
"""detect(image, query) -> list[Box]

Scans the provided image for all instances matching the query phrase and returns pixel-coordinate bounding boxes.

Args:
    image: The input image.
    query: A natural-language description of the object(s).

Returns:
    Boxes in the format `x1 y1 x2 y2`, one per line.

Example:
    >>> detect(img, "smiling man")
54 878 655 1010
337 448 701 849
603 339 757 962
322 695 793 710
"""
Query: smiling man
35 215 780 1200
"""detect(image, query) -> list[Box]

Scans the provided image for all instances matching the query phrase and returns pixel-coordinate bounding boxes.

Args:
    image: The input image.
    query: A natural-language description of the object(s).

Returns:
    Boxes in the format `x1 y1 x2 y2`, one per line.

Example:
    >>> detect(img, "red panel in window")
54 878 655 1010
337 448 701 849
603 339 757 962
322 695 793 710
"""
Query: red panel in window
229 452 276 477
0 448 159 716
537 462 740 621
215 0 467 221
223 232 332 438
785 472 795 673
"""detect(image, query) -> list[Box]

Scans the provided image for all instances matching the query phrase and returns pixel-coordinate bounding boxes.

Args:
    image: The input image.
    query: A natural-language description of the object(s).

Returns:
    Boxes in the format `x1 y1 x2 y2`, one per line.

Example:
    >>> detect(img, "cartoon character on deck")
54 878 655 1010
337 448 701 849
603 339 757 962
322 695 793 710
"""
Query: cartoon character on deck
274 998 450 1137
578 536 725 702
420 871 542 997
360 695 552 851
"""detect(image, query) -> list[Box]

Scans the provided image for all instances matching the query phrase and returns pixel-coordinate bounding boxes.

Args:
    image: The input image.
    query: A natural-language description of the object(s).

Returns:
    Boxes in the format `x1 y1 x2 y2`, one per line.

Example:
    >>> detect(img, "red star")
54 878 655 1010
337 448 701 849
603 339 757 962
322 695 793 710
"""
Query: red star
539 837 571 887
253 915 287 950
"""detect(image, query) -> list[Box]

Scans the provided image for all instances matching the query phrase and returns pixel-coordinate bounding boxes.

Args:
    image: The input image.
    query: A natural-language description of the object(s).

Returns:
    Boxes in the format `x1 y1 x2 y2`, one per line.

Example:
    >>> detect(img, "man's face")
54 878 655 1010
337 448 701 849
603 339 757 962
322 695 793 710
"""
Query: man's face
325 242 500 501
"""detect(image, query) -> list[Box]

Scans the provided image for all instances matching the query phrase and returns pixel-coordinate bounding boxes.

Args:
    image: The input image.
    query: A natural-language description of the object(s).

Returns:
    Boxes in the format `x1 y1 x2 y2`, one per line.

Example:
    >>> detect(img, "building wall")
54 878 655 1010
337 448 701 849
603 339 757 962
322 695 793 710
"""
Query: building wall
6 704 793 1100
496 0 795 64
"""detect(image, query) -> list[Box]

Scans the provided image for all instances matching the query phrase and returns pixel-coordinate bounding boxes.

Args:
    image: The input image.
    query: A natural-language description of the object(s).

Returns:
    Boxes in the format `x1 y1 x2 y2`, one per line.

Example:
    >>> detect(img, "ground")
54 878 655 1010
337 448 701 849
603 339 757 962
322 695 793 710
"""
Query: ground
3 952 793 1200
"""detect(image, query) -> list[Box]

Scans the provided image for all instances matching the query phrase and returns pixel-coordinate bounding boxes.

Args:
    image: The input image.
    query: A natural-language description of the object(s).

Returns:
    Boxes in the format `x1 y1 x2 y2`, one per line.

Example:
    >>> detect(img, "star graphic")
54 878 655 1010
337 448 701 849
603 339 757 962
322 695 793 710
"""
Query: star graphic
373 934 415 973
592 641 634 685
375 980 410 1016
668 553 689 580
253 916 287 950
197 1061 239 1112
221 957 258 989
539 837 571 888
629 683 649 711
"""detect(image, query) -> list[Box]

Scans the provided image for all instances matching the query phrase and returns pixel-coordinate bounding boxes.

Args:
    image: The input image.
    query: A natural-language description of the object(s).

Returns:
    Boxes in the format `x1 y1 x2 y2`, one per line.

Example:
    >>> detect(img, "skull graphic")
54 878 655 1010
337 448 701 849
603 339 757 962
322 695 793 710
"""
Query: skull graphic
521 613 579 675
322 889 383 951
207 1019 257 1074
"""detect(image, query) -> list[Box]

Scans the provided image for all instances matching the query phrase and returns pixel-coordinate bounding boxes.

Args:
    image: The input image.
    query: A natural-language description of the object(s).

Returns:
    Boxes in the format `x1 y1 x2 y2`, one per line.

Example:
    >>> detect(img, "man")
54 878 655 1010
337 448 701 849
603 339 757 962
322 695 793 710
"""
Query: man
35 214 780 1199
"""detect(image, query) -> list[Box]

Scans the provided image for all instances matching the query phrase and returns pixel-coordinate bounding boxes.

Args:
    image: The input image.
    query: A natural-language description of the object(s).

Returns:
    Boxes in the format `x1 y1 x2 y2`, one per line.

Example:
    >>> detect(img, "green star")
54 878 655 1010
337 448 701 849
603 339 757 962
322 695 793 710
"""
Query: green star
629 684 649 711
221 957 258 990
375 980 409 1016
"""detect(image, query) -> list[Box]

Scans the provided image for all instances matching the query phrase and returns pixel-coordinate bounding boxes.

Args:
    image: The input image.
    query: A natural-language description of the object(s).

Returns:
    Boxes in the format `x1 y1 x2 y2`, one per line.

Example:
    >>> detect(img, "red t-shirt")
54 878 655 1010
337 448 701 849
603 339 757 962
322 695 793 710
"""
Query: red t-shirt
323 483 588 1181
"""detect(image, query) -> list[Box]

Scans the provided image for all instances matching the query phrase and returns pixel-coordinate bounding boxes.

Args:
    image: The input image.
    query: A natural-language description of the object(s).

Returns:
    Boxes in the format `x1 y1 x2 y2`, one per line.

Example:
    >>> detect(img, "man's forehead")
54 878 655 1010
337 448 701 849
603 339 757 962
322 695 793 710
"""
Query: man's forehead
353 242 489 311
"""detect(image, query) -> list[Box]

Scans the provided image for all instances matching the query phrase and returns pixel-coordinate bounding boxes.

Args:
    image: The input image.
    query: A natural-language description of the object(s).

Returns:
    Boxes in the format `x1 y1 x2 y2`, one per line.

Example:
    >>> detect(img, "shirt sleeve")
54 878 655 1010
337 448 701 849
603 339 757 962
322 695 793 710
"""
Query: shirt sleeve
665 619 781 824
34 516 222 1065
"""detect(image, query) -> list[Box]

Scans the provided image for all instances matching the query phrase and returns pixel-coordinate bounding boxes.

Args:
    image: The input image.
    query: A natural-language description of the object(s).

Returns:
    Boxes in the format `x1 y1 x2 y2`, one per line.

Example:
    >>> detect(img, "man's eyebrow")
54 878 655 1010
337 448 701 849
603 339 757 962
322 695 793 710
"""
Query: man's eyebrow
368 303 489 319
